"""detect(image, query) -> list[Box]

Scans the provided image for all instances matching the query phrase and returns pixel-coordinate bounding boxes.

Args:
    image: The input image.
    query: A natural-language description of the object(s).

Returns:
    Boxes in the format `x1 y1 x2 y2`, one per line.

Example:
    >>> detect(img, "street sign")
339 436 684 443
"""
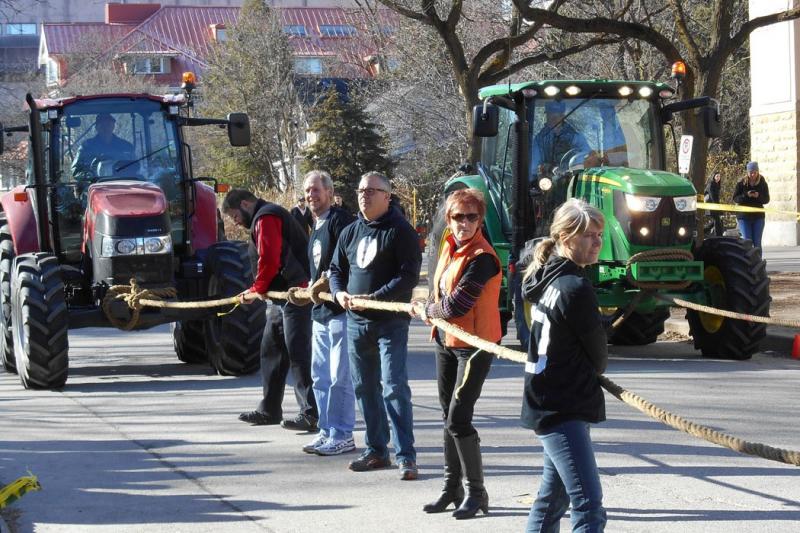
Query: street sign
678 135 694 174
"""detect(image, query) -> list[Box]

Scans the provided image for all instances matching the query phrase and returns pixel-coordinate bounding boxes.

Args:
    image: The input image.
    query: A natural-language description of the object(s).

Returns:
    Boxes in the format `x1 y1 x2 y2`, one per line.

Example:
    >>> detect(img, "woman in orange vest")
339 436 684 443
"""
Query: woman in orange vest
411 188 501 520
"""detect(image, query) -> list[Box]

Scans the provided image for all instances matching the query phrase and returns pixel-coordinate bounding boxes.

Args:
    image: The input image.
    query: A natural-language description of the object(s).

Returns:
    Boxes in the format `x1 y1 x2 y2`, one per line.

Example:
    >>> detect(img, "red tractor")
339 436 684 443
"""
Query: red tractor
0 91 266 389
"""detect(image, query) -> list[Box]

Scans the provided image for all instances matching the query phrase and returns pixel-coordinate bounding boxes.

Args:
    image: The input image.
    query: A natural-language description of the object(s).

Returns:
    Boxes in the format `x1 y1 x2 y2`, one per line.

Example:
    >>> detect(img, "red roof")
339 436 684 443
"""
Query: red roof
42 6 395 85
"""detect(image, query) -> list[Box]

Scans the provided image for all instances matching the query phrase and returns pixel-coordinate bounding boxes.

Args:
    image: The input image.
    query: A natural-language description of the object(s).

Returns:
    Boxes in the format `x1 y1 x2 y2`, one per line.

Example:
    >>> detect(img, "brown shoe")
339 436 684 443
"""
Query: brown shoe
348 451 391 472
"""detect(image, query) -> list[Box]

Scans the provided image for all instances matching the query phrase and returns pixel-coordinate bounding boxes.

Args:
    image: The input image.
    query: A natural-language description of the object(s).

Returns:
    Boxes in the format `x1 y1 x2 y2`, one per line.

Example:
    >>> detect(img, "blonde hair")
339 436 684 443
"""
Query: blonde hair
525 198 605 278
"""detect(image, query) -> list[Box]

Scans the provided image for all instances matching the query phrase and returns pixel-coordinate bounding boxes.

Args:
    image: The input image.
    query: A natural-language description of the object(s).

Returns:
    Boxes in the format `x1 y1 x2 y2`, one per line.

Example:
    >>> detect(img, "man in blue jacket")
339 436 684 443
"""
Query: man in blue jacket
329 171 422 480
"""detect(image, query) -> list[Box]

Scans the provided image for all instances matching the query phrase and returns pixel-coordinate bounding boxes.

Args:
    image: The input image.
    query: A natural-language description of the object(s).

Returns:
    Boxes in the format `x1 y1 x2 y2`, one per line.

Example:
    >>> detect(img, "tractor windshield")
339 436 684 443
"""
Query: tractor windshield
529 97 662 179
53 98 184 257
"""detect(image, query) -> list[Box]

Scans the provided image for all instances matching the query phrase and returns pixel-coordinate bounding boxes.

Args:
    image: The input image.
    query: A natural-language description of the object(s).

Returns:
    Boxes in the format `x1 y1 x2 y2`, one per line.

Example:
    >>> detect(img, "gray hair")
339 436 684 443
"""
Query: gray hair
360 171 391 192
303 169 334 191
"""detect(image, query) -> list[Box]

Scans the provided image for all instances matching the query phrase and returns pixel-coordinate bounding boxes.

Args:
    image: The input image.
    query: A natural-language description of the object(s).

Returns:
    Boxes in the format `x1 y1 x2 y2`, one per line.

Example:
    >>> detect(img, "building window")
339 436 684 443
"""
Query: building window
319 25 356 37
215 28 227 42
130 57 171 75
6 23 37 35
293 57 323 75
284 25 307 37
45 58 59 85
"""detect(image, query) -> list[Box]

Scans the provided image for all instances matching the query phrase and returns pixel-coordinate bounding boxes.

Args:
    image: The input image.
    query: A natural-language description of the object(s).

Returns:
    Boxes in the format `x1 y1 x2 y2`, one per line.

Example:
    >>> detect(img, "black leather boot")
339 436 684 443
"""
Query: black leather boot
423 428 464 513
452 433 489 519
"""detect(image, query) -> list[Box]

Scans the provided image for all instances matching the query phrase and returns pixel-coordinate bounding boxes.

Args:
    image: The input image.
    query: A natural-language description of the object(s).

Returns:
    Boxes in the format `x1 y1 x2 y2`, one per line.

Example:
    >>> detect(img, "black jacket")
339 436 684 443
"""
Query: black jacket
732 175 770 220
704 179 720 203
329 206 421 323
520 255 607 432
248 199 310 291
309 206 355 322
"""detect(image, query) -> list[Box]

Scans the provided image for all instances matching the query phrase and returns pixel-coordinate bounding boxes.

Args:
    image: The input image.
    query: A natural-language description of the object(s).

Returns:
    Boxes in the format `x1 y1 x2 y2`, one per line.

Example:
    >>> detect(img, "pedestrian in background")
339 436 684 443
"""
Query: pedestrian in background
299 170 357 456
732 161 770 249
704 171 724 237
291 195 313 235
411 188 500 519
329 171 422 480
222 189 319 431
522 198 608 532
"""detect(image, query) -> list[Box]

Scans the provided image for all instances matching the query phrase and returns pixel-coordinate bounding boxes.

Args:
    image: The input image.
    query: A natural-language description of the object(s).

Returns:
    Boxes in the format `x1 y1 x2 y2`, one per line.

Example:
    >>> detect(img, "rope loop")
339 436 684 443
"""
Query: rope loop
626 248 694 290
101 278 177 331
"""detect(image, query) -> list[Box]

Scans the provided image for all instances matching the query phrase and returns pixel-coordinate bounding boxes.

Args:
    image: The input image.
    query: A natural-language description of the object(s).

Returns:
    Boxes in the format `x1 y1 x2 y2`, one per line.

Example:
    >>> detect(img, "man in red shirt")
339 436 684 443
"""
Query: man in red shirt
222 189 318 430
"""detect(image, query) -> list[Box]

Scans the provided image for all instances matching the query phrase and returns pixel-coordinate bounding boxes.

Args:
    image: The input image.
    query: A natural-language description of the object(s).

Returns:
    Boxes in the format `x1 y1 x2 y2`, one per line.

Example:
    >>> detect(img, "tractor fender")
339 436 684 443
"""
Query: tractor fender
0 187 39 255
191 181 218 252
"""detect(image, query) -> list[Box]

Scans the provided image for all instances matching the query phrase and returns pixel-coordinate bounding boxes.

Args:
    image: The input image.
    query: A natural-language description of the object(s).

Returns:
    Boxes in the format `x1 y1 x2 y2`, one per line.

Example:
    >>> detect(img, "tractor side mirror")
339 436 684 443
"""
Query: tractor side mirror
702 105 721 138
472 102 498 137
66 116 81 128
227 113 251 147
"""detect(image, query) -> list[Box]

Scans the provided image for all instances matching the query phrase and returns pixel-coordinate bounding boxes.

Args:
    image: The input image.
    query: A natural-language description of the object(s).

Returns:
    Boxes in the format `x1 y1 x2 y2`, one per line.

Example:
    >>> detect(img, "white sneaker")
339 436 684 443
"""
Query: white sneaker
302 432 328 454
315 436 356 456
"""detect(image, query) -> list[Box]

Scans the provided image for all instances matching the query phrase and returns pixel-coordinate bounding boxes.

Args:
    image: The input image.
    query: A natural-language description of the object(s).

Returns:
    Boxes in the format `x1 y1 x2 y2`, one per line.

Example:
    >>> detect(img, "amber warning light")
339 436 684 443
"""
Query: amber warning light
671 61 687 80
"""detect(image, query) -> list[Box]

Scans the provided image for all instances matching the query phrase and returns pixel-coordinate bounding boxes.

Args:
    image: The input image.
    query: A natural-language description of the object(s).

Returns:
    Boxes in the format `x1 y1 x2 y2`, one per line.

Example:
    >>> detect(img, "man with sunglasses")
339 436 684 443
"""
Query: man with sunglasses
329 171 422 480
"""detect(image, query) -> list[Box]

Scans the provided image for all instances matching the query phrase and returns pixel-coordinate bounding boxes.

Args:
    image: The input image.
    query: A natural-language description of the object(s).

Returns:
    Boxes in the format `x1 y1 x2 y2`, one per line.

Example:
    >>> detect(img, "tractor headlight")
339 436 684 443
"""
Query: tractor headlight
625 194 661 212
672 195 697 212
101 235 172 257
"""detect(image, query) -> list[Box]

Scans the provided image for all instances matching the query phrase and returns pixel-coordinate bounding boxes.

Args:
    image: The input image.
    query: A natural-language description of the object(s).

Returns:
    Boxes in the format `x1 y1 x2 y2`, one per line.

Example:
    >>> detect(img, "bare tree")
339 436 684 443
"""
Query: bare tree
512 0 800 190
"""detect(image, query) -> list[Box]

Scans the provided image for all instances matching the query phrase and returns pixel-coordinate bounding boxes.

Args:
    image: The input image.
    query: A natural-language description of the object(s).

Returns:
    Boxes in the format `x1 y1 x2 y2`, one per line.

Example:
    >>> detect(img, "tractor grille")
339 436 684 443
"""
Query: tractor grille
614 190 695 247
100 255 173 286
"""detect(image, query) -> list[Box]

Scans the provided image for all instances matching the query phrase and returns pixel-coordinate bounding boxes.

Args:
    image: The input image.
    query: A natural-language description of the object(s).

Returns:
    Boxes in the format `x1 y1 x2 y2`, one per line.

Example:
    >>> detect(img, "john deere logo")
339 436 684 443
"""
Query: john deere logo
661 217 671 227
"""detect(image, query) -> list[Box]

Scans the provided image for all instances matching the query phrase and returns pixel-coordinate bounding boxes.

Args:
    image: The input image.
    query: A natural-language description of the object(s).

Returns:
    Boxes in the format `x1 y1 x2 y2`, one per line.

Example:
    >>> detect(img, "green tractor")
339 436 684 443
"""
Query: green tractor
430 79 770 360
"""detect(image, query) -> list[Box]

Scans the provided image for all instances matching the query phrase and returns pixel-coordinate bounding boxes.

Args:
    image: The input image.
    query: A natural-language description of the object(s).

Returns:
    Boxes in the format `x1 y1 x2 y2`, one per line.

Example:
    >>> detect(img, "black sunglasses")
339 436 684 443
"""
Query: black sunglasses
451 213 480 223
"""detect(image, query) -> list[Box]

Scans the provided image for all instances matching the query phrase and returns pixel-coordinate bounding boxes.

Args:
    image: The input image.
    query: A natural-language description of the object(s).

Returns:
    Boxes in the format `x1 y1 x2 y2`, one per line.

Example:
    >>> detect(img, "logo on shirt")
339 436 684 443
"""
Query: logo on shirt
356 236 378 268
312 239 322 269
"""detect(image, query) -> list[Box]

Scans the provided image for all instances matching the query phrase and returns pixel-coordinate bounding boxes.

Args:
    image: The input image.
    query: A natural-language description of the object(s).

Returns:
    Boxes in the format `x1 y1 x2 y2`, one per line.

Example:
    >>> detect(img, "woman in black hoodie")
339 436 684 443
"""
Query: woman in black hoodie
521 198 608 532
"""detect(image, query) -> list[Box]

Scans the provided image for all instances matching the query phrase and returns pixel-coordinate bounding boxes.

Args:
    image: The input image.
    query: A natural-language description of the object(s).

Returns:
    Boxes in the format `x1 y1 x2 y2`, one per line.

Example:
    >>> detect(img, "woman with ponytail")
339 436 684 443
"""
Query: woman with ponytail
521 198 608 532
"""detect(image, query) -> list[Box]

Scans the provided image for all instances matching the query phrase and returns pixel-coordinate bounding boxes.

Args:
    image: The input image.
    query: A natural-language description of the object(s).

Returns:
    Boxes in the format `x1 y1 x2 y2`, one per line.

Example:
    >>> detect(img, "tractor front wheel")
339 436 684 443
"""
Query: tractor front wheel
172 320 207 364
203 242 265 375
11 253 69 389
687 237 770 360
608 308 670 346
0 217 16 373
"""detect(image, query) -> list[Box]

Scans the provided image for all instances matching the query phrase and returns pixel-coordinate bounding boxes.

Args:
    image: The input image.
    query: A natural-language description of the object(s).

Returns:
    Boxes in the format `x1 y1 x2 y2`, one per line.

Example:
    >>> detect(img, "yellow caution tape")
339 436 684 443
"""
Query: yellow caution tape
0 473 41 509
697 201 800 221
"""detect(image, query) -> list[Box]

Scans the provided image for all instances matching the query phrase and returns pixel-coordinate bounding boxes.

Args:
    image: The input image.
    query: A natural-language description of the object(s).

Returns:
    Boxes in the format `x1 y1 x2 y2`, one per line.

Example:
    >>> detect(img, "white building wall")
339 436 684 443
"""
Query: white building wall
750 0 800 245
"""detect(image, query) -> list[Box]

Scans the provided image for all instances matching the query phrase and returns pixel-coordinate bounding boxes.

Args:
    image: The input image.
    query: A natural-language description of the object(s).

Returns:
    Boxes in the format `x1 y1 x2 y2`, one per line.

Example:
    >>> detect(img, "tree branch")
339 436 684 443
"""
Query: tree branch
667 0 702 67
374 0 428 23
725 6 800 61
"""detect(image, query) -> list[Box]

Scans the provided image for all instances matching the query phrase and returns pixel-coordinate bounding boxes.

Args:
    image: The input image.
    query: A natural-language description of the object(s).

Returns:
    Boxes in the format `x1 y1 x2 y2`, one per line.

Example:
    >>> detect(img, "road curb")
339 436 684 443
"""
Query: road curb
664 318 798 357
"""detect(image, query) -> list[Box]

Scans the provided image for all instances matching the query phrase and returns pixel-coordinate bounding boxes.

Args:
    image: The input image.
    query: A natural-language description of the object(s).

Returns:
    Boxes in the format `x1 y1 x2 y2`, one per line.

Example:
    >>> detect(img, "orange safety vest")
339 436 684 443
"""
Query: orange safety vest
431 230 502 348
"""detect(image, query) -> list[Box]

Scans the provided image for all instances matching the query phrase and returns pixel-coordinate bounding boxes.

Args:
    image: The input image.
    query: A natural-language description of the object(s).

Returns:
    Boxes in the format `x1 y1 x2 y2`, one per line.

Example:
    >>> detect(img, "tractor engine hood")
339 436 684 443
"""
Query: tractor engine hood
579 167 697 197
88 181 171 238
88 181 168 218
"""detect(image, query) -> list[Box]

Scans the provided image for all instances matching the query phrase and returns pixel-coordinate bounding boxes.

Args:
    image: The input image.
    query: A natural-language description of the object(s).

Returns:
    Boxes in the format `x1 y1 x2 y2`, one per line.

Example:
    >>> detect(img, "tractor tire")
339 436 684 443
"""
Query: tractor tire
172 320 207 364
687 237 770 360
0 218 16 373
608 308 670 346
11 253 69 389
203 241 265 376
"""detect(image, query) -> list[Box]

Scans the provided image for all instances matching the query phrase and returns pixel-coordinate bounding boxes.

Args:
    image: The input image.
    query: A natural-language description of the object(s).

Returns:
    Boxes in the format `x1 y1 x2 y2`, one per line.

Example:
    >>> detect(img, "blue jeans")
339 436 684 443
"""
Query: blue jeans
737 217 765 248
347 317 416 462
527 421 606 533
311 314 355 440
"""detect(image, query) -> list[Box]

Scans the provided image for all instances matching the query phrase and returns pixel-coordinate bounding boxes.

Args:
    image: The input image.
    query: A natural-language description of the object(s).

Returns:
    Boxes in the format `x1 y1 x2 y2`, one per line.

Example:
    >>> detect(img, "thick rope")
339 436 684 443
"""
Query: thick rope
658 294 800 329
122 283 800 466
102 279 177 331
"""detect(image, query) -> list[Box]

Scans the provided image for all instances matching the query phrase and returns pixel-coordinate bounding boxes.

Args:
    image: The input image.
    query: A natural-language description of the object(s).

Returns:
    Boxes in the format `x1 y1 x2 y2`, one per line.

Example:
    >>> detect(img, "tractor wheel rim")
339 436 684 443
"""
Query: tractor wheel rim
699 265 726 333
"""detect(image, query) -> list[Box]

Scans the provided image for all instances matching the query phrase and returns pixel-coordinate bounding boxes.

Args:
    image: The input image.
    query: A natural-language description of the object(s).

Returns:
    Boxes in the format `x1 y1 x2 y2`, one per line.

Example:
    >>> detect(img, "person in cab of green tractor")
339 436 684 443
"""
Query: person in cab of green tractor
71 113 135 183
531 101 593 180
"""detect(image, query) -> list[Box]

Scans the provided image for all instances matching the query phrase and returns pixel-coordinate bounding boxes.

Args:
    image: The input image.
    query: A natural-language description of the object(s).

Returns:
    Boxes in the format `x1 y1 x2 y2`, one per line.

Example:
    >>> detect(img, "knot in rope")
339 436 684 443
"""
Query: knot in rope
626 248 695 290
102 278 177 331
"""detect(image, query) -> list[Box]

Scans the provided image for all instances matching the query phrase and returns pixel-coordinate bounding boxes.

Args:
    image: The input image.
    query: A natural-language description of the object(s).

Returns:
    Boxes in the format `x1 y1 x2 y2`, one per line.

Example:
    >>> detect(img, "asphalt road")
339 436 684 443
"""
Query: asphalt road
1 320 799 533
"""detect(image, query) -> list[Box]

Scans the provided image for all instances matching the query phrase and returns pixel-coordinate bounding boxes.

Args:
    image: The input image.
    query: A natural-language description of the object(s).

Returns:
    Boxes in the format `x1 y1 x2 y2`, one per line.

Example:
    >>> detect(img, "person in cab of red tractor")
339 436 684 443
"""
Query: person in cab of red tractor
71 113 134 182
411 188 501 520
222 189 319 431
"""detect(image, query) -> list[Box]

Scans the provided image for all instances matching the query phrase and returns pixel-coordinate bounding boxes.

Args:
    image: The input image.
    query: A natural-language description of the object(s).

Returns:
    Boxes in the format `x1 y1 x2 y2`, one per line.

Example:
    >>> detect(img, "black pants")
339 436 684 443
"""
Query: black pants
706 210 724 237
257 302 317 419
435 342 493 438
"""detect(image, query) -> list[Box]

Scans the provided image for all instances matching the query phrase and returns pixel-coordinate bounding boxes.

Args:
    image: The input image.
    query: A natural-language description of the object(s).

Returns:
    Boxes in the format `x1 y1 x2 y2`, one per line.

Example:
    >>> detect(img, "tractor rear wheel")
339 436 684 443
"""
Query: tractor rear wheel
0 217 16 373
172 320 207 364
687 237 770 360
608 308 670 346
11 253 69 389
203 241 265 375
